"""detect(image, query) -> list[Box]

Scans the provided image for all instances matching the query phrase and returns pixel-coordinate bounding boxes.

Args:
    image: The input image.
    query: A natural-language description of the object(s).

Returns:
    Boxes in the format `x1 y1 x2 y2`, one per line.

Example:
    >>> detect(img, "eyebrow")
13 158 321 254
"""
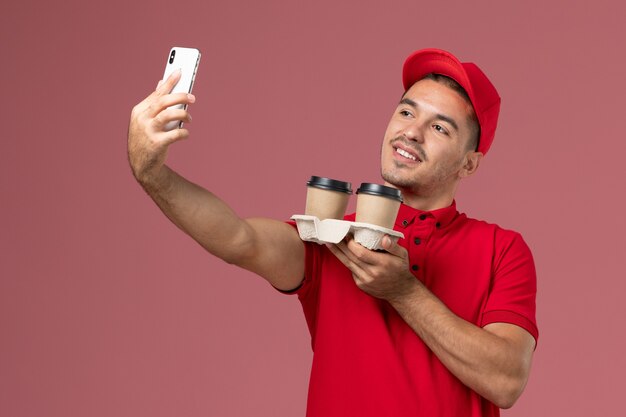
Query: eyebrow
399 98 459 132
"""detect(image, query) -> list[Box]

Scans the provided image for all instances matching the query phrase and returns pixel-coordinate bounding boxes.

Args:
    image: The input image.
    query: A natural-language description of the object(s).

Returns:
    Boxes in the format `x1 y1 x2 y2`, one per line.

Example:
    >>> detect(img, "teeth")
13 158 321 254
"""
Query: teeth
396 148 417 161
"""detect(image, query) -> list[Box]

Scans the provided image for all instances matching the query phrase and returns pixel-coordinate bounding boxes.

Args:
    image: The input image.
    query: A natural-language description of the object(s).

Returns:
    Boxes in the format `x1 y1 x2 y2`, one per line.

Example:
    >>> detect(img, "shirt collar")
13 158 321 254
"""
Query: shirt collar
395 200 459 229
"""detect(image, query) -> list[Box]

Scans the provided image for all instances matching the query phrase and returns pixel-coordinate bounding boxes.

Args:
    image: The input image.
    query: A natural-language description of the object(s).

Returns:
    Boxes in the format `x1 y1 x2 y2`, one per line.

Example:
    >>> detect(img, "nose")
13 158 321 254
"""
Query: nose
401 122 425 143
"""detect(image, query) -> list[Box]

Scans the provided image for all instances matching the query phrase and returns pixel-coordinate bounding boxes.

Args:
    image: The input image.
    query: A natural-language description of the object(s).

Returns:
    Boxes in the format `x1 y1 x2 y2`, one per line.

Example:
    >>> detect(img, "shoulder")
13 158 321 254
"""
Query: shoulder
456 213 525 240
455 213 532 259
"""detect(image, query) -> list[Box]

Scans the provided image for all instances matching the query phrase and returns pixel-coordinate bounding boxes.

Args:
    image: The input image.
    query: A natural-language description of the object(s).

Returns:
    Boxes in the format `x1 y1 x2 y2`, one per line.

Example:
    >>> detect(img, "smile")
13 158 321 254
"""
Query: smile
396 148 417 161
393 146 421 162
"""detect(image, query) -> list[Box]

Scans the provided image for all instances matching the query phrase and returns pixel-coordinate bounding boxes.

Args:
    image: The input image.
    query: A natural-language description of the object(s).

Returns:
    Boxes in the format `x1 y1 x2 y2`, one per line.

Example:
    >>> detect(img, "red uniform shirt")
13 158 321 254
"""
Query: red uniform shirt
285 202 538 417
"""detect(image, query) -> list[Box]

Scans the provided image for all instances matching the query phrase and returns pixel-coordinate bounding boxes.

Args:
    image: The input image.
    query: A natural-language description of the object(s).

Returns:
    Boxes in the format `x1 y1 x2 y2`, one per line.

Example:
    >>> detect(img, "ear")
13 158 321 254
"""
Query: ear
459 151 483 178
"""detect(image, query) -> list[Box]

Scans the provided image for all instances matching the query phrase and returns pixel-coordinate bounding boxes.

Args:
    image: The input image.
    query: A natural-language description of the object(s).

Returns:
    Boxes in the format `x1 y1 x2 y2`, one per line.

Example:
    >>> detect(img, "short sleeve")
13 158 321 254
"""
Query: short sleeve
272 221 323 345
481 230 539 343
274 221 321 297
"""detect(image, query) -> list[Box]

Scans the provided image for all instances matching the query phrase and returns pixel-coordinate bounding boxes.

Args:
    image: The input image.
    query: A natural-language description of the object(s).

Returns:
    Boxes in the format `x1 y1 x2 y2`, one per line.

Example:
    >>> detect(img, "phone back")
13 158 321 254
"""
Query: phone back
162 47 201 130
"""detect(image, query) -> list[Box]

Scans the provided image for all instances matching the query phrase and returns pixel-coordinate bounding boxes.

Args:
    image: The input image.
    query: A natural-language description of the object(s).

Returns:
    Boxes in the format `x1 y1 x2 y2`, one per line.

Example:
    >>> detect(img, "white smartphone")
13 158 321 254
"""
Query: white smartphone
162 46 201 131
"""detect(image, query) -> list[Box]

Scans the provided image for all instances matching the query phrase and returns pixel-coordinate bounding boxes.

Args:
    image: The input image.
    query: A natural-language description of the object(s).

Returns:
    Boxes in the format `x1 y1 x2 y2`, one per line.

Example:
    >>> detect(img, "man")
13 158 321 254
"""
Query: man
128 48 538 416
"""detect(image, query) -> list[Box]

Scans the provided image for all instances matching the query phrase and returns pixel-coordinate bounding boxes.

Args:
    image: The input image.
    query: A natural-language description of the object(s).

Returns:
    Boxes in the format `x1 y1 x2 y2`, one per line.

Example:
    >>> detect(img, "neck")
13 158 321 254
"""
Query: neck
384 182 457 212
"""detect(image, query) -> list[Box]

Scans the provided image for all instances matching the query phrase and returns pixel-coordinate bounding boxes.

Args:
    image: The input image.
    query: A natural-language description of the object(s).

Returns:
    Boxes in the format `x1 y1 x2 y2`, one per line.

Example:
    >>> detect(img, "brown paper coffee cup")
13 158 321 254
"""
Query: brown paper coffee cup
355 183 403 229
305 176 352 220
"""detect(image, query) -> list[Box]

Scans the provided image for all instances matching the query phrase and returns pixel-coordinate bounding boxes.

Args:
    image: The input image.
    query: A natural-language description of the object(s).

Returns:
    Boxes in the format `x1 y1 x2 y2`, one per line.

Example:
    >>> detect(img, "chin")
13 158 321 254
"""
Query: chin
381 169 417 190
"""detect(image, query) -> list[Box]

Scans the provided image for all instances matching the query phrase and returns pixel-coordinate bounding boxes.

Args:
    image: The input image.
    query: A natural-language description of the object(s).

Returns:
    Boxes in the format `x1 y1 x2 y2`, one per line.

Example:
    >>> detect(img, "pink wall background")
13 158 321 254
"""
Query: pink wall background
2 0 625 415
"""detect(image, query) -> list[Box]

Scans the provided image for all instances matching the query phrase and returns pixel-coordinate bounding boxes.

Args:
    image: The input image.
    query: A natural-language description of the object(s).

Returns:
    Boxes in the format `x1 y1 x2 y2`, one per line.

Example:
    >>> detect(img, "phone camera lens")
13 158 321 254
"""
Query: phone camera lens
169 50 176 64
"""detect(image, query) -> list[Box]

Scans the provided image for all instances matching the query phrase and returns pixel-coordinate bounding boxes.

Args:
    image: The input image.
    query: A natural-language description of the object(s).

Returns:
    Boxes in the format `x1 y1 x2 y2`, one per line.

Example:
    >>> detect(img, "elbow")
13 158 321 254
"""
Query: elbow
493 393 518 410
490 374 529 410
479 327 535 409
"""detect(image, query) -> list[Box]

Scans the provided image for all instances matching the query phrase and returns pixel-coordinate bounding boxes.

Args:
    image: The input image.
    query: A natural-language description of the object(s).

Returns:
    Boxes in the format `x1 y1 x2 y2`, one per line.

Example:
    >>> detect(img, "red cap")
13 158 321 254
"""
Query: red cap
402 48 501 155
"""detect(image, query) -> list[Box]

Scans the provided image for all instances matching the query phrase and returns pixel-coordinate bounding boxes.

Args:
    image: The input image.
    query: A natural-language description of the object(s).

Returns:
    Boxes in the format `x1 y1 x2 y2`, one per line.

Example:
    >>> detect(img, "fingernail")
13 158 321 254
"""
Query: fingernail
157 79 164 88
187 94 196 102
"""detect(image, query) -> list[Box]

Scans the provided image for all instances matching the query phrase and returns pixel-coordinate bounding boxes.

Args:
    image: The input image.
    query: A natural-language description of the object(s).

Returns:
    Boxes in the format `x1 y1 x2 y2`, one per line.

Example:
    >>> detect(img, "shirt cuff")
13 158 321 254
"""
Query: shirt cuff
481 309 539 345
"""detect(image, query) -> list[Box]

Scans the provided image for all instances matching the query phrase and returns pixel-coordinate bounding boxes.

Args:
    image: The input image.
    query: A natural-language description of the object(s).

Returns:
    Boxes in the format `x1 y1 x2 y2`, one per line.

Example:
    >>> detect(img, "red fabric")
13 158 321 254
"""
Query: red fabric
285 202 538 417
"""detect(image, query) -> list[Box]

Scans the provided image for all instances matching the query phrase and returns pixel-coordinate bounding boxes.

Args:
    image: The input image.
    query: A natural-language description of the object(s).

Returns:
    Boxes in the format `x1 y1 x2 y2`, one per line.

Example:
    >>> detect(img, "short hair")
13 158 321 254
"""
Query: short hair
420 73 481 152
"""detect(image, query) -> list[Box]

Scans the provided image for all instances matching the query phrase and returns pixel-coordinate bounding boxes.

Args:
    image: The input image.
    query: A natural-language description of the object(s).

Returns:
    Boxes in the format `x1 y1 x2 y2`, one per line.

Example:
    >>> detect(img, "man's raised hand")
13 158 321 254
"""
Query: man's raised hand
127 69 196 186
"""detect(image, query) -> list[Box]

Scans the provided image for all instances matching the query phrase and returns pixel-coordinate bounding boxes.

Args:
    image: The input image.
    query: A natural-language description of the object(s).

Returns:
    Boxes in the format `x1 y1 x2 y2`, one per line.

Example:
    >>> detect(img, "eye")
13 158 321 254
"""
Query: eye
399 109 413 117
433 124 449 135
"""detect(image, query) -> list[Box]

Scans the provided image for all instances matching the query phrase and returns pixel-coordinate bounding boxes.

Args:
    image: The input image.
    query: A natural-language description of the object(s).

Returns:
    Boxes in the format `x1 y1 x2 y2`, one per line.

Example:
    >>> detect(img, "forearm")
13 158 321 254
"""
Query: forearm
389 282 531 409
138 165 253 263
137 165 305 289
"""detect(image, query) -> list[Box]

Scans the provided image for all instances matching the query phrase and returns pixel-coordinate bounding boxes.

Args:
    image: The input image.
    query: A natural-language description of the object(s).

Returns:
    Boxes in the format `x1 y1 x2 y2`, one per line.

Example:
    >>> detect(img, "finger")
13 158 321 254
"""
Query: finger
138 70 182 107
159 127 190 147
148 93 196 118
380 235 407 258
343 238 379 265
152 107 192 130
335 239 367 265
157 68 182 95
327 242 350 264
326 244 367 276
327 244 371 289
134 71 183 114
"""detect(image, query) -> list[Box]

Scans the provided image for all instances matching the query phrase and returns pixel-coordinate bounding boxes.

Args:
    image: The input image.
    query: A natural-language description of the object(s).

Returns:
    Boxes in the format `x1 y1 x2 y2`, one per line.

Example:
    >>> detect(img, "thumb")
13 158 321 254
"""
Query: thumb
381 235 405 258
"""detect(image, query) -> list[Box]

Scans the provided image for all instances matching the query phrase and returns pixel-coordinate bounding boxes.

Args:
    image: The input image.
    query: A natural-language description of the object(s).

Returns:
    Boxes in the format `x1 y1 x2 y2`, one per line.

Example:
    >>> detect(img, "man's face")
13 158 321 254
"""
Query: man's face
380 78 478 198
